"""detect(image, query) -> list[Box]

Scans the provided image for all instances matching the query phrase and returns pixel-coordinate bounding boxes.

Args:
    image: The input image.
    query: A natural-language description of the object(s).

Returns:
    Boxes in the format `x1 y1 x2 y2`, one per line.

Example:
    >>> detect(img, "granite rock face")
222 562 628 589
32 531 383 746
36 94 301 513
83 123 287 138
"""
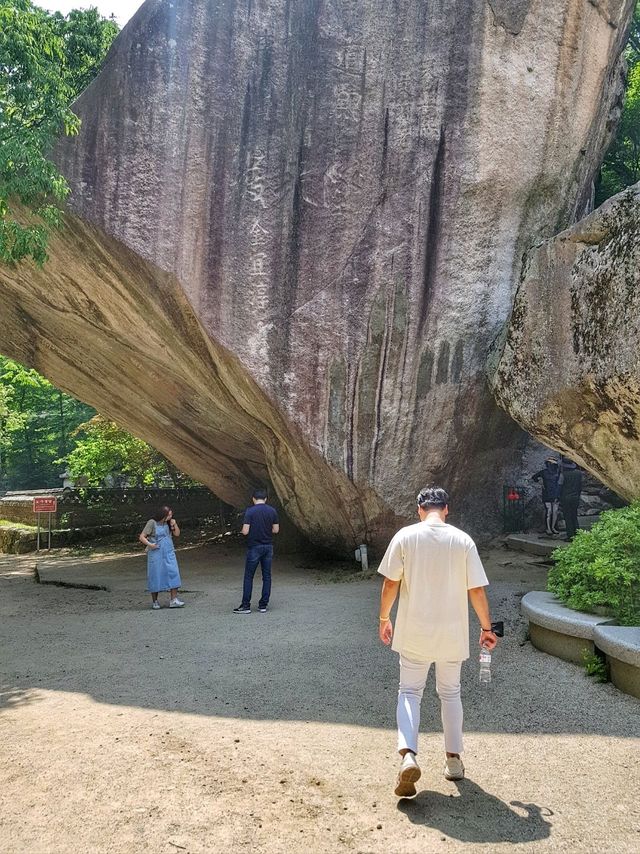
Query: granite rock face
490 184 640 503
0 0 634 551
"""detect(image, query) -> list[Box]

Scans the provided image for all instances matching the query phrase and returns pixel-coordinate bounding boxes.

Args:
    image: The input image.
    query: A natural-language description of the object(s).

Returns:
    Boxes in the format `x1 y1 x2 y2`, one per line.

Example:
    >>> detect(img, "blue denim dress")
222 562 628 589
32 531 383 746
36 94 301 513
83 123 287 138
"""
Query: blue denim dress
146 523 182 592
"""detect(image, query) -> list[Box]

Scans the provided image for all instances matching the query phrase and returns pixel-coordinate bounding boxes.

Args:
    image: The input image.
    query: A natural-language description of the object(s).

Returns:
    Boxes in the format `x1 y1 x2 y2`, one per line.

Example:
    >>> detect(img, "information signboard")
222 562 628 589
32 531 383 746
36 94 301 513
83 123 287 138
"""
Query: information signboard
33 497 57 513
33 496 57 550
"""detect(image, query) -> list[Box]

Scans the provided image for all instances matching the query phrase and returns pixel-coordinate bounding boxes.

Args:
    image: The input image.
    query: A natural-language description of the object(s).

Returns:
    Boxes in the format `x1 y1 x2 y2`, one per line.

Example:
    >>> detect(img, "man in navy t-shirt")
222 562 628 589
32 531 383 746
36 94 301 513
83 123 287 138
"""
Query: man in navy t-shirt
233 488 279 613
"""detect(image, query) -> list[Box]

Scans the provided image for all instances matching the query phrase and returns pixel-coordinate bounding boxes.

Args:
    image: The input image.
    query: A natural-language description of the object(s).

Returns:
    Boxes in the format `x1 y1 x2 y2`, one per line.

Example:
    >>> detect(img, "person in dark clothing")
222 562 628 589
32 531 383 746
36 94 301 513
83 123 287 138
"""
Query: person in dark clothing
532 458 561 535
559 460 583 540
233 488 279 614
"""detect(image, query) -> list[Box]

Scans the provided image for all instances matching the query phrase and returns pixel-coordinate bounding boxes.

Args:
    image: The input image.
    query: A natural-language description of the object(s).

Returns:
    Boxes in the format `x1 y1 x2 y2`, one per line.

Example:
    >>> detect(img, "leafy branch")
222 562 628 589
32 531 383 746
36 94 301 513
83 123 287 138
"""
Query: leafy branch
0 1 118 265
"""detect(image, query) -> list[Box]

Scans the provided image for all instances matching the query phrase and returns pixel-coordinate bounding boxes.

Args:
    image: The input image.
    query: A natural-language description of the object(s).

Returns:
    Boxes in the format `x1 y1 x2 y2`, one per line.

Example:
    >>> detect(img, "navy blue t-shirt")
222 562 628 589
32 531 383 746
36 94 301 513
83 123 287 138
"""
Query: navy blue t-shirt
243 503 279 547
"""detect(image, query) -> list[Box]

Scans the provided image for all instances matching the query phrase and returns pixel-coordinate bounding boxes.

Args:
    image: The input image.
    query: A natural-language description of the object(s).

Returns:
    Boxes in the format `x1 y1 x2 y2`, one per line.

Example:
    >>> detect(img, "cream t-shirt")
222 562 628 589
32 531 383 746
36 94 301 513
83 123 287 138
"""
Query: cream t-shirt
377 519 489 662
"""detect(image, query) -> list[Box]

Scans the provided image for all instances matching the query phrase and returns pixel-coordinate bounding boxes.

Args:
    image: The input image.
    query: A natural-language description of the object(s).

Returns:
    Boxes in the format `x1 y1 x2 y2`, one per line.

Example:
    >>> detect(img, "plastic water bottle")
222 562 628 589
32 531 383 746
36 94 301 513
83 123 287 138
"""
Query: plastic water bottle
479 645 492 686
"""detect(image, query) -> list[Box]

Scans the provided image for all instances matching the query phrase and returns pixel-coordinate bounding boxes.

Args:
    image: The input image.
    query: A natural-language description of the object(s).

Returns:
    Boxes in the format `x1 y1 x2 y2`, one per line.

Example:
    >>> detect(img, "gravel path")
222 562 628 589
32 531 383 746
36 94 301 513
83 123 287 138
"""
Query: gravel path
0 541 639 853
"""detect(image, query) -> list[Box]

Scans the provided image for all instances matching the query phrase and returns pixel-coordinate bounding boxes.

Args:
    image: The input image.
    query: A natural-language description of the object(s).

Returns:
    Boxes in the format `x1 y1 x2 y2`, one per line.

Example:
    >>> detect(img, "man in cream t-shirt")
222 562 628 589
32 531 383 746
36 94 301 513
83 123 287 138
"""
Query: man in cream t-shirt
378 486 498 799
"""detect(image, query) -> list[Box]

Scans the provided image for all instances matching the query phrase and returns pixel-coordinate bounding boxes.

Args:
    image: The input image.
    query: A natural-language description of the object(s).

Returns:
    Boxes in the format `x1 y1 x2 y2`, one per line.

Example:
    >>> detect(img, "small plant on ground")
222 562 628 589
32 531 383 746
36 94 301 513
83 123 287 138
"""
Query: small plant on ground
582 650 608 683
548 503 640 626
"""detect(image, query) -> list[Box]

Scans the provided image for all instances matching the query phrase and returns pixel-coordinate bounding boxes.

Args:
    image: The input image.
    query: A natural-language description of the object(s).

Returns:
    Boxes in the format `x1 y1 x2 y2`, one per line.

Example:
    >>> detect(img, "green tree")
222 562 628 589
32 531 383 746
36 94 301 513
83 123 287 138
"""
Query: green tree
66 416 192 488
596 2 640 204
50 7 118 97
0 356 196 490
0 383 25 484
0 355 94 488
0 1 118 265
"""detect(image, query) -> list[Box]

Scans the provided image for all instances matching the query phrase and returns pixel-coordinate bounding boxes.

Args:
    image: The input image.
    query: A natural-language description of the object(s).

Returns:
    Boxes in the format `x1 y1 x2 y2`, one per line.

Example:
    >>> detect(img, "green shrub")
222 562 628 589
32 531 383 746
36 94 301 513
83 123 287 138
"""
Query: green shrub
548 504 640 626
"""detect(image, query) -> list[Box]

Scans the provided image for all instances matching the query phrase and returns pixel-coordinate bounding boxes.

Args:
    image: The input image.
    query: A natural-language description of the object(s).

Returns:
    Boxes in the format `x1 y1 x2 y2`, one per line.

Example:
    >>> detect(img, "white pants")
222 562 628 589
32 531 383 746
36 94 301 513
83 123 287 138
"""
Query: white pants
397 655 464 756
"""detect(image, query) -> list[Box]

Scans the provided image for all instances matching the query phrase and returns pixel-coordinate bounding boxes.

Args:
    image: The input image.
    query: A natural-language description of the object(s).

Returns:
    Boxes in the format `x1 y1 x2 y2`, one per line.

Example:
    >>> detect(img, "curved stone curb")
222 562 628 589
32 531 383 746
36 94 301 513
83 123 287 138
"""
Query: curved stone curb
521 591 614 664
521 591 612 637
593 626 640 700
594 626 640 666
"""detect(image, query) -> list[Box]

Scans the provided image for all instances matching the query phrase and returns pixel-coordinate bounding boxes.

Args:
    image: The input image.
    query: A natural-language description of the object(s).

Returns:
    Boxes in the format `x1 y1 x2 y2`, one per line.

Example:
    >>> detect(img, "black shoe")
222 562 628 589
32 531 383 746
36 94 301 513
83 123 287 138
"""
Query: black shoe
258 605 268 613
233 605 251 614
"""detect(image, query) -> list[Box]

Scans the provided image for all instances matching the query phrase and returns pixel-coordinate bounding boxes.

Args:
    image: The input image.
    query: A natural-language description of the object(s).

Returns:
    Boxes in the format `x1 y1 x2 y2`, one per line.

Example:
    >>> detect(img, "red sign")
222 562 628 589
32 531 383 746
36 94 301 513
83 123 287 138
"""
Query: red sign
33 497 57 513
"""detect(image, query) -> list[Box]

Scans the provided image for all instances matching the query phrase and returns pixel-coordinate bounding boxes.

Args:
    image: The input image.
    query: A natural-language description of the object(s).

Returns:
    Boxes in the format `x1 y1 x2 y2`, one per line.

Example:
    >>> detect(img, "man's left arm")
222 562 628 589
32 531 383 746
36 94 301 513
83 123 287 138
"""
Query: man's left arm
468 586 497 650
466 544 497 650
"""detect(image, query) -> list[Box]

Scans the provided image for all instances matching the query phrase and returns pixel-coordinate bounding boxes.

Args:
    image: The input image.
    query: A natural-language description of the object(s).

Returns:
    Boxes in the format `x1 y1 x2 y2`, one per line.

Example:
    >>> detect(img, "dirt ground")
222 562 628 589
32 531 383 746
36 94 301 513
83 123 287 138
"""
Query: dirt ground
1 538 639 853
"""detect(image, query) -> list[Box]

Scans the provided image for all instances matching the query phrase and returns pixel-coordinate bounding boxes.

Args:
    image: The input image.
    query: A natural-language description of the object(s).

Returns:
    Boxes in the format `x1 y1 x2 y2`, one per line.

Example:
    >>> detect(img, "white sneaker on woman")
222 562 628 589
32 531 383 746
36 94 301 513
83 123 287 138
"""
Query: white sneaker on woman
169 598 185 608
152 601 161 610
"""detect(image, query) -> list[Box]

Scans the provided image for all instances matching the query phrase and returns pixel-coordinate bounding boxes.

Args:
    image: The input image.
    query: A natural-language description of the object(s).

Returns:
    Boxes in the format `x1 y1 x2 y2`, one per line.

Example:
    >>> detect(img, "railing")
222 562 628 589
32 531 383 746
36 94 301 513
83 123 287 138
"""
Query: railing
57 486 216 506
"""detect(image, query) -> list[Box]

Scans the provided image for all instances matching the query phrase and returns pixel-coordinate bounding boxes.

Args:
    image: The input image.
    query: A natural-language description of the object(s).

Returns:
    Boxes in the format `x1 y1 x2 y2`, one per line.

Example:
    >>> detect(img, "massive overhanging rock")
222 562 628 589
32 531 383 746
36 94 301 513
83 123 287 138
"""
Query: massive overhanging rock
0 210 393 551
0 0 634 552
490 184 640 503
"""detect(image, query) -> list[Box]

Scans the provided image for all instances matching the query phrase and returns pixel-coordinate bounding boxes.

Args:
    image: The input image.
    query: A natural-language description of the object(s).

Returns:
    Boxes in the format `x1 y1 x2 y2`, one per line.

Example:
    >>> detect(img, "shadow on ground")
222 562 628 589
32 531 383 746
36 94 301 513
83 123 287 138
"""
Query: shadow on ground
398 779 553 843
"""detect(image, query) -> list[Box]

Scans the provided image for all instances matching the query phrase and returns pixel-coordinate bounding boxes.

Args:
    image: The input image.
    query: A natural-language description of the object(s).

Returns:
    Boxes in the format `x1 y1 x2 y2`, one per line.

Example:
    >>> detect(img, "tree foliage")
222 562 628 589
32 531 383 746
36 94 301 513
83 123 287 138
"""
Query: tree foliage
0 354 94 488
0 356 195 490
596 1 640 205
50 8 119 97
0 1 118 265
66 416 192 488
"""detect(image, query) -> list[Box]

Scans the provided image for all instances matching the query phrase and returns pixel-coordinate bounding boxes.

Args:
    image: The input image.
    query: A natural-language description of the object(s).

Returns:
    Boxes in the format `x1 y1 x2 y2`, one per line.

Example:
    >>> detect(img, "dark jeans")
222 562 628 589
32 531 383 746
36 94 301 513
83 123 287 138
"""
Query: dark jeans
561 498 580 540
242 544 273 608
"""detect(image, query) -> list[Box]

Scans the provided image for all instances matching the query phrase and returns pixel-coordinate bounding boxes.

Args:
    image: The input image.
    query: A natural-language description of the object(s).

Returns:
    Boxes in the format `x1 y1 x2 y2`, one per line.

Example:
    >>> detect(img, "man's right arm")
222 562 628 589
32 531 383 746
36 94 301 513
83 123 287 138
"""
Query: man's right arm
377 532 404 645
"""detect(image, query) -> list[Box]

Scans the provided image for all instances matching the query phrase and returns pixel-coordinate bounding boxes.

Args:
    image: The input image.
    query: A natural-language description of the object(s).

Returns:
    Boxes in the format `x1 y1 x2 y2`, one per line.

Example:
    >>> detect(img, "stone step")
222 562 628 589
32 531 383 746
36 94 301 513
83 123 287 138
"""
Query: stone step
504 534 568 557
505 514 602 557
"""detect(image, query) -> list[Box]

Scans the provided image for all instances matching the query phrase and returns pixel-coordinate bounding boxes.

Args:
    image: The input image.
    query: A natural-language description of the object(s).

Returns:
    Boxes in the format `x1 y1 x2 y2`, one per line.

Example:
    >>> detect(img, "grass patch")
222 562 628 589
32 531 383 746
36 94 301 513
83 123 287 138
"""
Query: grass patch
0 519 37 531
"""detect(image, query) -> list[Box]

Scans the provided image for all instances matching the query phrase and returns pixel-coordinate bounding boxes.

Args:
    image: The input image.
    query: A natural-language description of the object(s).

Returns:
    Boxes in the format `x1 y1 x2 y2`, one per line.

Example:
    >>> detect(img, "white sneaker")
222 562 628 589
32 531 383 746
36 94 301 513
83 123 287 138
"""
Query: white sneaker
444 756 465 780
394 752 421 799
169 598 185 608
152 601 160 610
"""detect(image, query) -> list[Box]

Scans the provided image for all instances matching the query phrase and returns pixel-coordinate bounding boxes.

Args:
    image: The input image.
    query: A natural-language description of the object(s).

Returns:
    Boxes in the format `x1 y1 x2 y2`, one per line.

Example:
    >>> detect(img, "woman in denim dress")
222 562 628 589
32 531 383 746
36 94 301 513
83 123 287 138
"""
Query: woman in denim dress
139 505 184 609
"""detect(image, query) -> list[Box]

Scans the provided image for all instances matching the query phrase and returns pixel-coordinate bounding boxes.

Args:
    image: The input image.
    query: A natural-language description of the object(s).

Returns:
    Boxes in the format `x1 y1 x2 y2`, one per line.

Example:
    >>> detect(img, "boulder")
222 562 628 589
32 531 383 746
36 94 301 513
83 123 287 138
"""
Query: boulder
490 184 640 503
0 0 634 552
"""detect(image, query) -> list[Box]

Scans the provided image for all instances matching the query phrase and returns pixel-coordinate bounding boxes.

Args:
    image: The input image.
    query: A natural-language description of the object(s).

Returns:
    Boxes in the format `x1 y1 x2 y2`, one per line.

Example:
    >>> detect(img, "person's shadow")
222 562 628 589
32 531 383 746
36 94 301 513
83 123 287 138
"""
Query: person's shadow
398 778 552 844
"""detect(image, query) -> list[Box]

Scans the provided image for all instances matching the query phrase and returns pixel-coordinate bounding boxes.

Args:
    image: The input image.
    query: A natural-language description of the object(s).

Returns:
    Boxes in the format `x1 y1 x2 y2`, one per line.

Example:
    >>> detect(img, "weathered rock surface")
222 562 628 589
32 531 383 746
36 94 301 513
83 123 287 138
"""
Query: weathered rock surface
490 184 640 502
0 0 634 552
